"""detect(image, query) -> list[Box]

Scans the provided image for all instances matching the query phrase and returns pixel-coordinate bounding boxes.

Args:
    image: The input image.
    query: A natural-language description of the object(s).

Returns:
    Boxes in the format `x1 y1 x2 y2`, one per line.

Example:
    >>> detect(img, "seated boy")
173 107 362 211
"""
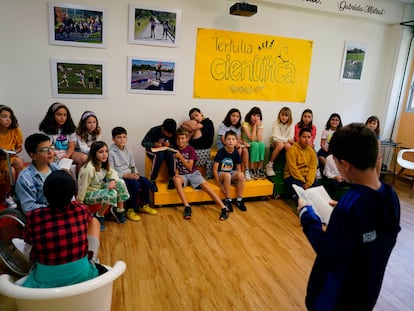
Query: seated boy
297 123 400 310
15 133 60 214
141 118 177 191
109 127 157 222
182 108 215 178
284 127 318 200
23 170 104 288
173 127 227 220
213 130 246 220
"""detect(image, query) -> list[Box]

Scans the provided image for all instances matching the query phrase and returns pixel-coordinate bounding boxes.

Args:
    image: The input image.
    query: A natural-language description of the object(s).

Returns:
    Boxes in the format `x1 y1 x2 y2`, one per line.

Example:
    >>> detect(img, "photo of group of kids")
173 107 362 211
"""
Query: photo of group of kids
0 102 400 310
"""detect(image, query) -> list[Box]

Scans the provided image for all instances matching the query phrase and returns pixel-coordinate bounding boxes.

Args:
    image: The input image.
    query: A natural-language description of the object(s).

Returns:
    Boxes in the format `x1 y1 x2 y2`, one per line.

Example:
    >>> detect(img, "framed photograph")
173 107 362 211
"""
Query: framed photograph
50 59 106 98
340 41 367 84
127 56 176 95
49 2 106 48
128 4 181 47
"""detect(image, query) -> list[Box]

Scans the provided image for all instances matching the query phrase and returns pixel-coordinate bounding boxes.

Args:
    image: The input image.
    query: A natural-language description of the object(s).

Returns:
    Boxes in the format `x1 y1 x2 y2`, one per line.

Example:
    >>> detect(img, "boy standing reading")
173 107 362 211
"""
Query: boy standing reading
297 123 400 310
173 127 227 220
213 130 246 219
109 127 157 222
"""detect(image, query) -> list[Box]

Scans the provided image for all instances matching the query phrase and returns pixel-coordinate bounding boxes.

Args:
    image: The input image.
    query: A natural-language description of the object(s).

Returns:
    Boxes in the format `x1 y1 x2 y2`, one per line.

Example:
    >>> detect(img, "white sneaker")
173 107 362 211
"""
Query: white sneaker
266 163 276 176
5 196 17 209
244 169 252 181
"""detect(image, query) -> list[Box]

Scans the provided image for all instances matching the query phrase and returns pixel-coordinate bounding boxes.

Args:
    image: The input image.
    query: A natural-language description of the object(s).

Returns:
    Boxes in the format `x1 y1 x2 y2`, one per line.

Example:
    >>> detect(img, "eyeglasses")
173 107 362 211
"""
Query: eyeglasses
37 146 56 153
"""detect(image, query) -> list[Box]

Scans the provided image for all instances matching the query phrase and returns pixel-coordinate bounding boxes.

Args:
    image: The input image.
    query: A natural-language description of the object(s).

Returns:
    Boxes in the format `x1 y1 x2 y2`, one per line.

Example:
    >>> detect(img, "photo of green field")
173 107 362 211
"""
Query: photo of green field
55 62 103 96
342 47 365 80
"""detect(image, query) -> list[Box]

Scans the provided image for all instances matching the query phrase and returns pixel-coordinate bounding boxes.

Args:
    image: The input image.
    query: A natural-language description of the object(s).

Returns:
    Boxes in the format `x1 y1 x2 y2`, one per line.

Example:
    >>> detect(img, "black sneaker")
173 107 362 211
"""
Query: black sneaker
183 206 192 219
4 195 17 209
110 206 127 224
225 199 233 213
151 180 158 192
256 169 266 180
93 212 106 231
235 199 247 211
220 208 229 221
167 178 175 189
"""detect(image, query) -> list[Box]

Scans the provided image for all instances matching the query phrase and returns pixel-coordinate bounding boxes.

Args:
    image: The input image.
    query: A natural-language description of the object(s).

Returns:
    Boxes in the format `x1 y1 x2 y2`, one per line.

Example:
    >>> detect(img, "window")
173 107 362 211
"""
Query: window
406 75 414 112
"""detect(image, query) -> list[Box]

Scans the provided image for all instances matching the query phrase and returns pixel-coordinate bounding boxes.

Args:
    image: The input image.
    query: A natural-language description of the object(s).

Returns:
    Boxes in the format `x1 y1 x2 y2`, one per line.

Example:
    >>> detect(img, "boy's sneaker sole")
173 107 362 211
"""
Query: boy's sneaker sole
126 209 141 221
183 206 192 219
235 200 247 212
110 206 127 224
139 205 158 215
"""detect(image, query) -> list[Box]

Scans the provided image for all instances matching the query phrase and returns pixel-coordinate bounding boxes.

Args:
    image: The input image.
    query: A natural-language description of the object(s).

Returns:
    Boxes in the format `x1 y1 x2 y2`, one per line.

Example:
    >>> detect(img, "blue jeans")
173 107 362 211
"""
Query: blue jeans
124 176 152 210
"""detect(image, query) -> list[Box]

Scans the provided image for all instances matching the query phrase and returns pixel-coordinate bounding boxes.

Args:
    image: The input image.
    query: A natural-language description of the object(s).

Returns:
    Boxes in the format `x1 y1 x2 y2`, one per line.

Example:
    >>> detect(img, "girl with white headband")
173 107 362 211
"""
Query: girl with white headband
39 102 77 166
73 111 102 173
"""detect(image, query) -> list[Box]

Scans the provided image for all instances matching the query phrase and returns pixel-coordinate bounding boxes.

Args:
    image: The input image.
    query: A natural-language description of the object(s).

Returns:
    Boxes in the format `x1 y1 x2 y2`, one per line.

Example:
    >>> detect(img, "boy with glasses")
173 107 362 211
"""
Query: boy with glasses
15 133 60 213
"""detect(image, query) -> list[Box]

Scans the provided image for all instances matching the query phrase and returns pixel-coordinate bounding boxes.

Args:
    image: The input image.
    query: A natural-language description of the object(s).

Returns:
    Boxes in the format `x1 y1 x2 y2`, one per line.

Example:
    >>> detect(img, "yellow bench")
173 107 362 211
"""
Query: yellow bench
144 151 273 206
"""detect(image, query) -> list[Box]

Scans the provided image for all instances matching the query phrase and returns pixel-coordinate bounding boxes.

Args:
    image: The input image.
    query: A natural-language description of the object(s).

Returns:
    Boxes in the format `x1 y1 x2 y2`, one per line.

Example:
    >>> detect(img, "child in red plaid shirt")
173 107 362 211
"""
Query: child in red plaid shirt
23 170 104 288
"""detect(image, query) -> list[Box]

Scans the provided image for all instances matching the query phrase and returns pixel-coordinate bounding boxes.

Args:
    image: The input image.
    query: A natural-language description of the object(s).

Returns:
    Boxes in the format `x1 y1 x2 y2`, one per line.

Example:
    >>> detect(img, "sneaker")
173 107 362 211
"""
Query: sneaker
265 163 276 177
244 168 252 181
5 195 17 209
139 204 158 215
151 180 158 192
126 208 141 221
235 199 247 211
250 169 257 180
220 208 229 221
167 178 175 189
256 168 266 180
225 199 233 213
183 205 192 219
93 212 106 231
110 206 127 224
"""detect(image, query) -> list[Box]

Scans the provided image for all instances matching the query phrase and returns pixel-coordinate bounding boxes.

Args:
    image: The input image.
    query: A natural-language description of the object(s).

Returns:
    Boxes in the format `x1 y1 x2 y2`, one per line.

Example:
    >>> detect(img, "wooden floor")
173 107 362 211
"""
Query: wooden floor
1 176 413 310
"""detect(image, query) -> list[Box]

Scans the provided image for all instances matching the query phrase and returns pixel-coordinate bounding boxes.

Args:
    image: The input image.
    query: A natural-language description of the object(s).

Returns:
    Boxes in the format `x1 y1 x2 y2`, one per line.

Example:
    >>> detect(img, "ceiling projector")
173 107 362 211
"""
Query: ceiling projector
230 2 257 17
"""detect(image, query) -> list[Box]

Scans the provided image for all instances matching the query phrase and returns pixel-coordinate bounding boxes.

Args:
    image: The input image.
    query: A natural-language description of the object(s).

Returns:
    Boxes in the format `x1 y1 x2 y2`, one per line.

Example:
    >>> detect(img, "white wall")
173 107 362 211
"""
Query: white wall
0 0 409 172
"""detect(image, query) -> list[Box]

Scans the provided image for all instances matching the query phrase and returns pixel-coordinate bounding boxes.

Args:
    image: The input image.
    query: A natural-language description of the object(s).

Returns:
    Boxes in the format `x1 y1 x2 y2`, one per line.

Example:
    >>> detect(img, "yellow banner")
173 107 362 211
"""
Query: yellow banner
193 28 313 102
